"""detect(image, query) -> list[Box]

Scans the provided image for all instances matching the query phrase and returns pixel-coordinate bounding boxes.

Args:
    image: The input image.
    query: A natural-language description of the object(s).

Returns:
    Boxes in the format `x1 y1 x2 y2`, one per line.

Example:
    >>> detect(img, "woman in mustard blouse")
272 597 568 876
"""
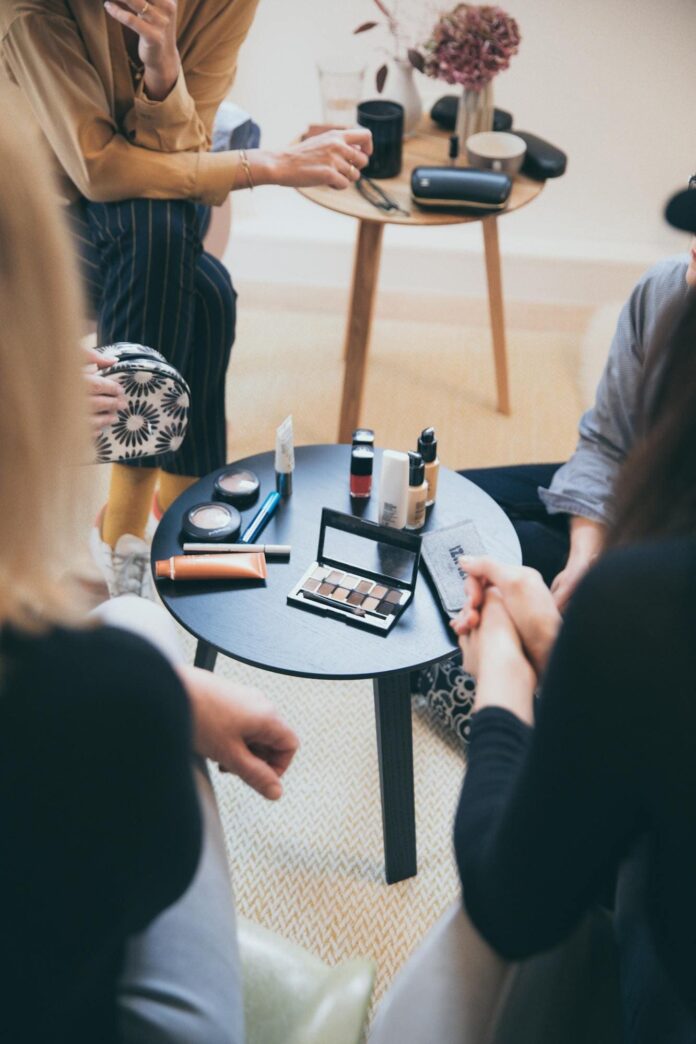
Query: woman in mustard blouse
0 0 371 595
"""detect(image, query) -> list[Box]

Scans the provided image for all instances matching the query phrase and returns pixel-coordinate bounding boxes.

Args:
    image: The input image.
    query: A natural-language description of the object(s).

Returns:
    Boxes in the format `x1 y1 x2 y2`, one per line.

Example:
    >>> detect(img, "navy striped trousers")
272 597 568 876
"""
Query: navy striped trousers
69 198 236 476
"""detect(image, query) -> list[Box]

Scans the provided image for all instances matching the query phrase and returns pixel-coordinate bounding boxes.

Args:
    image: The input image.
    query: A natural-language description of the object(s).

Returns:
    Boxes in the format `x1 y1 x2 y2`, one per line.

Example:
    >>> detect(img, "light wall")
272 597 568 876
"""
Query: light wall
226 0 694 305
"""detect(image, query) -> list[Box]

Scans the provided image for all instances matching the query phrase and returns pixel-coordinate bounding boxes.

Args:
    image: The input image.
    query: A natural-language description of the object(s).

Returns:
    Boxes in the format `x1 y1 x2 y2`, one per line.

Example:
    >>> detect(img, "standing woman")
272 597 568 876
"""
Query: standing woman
0 0 371 595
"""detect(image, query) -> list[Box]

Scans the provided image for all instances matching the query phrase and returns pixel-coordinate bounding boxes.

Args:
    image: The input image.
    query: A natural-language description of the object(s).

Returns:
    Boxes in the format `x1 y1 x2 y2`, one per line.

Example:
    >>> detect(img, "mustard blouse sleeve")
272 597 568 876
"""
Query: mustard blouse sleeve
1 11 240 205
124 0 260 154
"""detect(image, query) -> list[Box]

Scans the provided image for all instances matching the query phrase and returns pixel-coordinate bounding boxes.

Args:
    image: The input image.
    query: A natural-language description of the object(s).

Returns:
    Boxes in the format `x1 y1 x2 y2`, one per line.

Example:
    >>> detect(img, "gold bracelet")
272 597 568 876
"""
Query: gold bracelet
239 149 254 191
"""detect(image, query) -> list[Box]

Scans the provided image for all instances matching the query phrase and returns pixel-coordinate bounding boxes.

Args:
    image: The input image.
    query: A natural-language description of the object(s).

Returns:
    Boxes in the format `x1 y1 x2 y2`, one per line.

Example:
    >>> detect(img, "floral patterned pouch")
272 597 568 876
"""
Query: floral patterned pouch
91 343 191 463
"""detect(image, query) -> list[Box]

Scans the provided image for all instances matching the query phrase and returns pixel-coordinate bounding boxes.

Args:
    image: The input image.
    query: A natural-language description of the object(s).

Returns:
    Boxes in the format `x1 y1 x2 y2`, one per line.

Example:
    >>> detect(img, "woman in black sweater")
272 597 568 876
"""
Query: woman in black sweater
370 193 696 1044
0 92 298 1044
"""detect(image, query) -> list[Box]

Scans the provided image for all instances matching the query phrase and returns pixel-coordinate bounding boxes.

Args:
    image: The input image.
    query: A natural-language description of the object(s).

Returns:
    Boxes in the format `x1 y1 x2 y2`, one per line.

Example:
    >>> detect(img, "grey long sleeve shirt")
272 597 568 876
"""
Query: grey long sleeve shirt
539 255 690 525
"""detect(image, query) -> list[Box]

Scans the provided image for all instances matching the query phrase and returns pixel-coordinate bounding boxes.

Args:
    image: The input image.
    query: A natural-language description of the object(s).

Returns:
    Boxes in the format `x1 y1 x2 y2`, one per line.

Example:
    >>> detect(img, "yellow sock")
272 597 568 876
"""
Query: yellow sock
158 473 199 513
102 464 159 548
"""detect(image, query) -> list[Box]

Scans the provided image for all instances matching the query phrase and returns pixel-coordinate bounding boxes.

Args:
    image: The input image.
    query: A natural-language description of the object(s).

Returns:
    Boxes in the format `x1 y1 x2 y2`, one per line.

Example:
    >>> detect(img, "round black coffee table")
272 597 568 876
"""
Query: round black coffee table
153 445 520 883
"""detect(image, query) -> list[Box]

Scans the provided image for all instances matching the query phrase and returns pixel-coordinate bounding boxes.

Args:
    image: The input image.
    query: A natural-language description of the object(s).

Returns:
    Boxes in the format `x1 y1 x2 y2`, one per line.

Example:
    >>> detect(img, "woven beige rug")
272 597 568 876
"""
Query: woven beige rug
188 284 589 1020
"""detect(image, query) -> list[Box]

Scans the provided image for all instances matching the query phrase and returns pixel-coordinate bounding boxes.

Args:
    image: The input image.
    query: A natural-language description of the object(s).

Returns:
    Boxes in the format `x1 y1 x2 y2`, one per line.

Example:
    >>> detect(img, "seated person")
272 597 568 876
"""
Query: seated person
0 0 372 596
0 94 298 1044
417 184 695 738
369 188 696 1044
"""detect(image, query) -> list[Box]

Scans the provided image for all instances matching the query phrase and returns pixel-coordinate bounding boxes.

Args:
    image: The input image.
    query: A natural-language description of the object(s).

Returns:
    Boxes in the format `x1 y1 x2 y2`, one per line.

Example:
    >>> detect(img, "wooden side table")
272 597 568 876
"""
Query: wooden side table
298 120 544 442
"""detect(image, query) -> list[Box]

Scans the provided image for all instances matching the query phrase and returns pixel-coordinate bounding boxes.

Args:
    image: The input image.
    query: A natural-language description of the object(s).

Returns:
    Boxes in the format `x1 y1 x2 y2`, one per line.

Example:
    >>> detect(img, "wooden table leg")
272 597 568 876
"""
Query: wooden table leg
194 639 218 672
338 220 384 443
481 215 511 416
373 671 417 884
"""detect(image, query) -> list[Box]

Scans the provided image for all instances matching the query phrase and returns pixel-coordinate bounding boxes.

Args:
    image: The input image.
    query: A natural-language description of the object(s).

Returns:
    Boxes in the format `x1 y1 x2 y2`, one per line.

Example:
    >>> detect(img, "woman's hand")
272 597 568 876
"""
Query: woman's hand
251 129 373 191
105 0 180 101
82 345 126 434
454 556 562 676
180 666 299 801
455 588 537 725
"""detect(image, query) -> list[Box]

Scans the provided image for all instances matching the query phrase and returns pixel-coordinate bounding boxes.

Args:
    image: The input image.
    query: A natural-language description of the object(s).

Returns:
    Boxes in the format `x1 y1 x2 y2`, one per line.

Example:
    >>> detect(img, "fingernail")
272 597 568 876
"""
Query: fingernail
266 782 282 800
459 555 471 564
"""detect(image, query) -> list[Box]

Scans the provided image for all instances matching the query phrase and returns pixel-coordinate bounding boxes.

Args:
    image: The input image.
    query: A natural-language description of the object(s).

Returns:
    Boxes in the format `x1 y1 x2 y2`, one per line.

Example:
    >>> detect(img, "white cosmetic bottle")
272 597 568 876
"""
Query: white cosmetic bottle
378 450 409 529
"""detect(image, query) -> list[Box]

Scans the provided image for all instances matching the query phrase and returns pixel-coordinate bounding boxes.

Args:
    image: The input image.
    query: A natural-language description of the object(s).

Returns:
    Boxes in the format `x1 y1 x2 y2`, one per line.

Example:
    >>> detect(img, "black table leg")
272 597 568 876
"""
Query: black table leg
194 639 218 672
373 671 417 884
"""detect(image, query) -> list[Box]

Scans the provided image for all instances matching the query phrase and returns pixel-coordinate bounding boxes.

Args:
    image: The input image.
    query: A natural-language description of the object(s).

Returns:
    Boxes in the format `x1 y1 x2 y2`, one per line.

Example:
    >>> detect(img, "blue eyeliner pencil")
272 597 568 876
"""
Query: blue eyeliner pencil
240 491 281 544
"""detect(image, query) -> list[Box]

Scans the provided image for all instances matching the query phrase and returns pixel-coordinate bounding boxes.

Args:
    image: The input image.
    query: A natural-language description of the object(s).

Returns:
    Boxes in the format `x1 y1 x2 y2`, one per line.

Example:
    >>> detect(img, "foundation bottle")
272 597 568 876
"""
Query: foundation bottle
405 452 427 530
418 427 440 507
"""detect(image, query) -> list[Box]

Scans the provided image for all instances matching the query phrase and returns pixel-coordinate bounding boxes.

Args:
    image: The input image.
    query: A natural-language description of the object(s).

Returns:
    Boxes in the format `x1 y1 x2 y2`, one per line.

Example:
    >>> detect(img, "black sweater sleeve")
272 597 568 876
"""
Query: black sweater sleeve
0 624 202 1039
454 541 694 961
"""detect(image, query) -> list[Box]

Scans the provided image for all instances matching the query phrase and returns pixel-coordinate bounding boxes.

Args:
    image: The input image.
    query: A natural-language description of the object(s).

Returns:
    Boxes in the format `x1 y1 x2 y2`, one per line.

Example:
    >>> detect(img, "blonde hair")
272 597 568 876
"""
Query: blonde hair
0 89 93 630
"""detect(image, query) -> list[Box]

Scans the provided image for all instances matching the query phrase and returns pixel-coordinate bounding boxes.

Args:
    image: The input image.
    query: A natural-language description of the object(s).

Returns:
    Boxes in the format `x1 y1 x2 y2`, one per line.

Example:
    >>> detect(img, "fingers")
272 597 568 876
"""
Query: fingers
83 345 117 369
465 573 485 610
552 582 572 613
341 127 374 154
231 746 285 800
104 0 163 36
459 554 511 589
338 141 370 170
337 158 361 183
84 372 127 406
91 394 124 415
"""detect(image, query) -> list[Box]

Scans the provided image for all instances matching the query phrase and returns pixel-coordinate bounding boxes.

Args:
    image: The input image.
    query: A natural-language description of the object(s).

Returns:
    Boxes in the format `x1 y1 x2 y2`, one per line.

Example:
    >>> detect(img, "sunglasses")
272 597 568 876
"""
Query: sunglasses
356 176 410 218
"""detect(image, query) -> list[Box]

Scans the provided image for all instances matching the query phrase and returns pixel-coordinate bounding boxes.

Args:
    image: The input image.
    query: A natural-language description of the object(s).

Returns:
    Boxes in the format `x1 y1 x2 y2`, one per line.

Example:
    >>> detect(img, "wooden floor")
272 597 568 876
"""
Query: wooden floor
225 283 591 471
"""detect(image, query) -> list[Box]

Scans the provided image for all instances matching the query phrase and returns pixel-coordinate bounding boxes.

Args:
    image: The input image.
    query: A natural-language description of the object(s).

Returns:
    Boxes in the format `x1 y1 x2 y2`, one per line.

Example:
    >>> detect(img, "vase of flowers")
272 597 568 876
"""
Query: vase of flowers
354 0 425 136
420 4 521 154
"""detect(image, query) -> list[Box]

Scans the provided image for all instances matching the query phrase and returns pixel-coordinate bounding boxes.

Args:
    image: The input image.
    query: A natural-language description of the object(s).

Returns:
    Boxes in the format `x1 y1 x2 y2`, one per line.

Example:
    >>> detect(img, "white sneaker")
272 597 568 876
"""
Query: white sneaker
90 528 155 600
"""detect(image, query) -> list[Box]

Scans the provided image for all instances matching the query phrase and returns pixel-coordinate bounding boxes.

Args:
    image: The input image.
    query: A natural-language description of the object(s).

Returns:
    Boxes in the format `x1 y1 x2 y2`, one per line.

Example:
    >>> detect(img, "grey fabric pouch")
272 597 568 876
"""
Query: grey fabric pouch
422 521 486 618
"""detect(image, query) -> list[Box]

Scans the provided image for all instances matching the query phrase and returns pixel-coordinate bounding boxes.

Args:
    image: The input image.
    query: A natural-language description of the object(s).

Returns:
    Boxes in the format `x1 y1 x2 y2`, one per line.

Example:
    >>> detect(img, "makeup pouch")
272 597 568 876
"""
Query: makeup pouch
91 342 191 463
421 521 486 618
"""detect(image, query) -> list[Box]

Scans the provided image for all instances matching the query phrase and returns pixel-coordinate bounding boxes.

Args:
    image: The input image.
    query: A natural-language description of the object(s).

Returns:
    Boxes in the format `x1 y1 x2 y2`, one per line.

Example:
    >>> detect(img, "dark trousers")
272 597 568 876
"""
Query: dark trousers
459 463 570 585
69 198 236 476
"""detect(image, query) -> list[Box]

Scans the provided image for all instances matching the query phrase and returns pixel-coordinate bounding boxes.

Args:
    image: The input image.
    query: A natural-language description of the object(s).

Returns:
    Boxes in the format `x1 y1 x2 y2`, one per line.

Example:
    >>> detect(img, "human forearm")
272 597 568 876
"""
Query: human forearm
550 516 606 611
568 516 605 562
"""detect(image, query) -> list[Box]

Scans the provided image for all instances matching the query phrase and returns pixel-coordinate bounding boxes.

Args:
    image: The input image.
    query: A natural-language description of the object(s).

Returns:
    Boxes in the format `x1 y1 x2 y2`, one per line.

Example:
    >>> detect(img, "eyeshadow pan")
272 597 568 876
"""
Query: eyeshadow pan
332 587 350 602
357 579 373 594
372 584 388 600
313 566 329 580
377 600 398 615
318 582 336 596
347 590 365 606
362 596 383 613
304 577 320 593
343 574 360 589
326 570 344 585
386 588 403 604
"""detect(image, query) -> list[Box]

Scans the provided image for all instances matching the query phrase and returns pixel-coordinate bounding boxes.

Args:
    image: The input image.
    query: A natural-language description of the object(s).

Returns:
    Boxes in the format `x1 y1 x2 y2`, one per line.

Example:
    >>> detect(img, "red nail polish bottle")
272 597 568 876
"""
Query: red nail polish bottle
350 446 373 498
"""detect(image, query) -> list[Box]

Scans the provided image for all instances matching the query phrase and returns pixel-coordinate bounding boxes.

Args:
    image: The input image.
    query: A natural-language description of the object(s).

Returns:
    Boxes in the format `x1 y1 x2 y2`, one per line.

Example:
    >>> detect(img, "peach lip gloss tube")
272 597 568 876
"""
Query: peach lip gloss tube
155 553 267 581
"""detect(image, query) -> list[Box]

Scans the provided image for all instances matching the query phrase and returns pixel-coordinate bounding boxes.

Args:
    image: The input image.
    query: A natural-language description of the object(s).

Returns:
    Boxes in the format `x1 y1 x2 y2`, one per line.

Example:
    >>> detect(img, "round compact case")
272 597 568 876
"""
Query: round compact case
92 342 191 463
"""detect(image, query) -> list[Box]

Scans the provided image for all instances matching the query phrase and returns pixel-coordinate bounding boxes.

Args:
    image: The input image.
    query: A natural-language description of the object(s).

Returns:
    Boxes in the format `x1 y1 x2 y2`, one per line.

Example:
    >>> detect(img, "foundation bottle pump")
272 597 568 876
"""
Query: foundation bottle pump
418 427 439 507
406 451 428 530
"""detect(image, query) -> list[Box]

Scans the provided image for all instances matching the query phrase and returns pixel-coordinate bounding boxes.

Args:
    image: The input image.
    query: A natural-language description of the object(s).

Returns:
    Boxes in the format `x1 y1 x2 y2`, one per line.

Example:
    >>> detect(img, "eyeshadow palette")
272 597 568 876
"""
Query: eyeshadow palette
287 508 421 634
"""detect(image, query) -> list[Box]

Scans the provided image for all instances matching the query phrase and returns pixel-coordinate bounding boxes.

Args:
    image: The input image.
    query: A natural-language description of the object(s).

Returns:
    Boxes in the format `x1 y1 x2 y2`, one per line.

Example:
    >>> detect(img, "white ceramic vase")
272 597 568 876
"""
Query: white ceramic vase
383 58 423 136
455 82 494 159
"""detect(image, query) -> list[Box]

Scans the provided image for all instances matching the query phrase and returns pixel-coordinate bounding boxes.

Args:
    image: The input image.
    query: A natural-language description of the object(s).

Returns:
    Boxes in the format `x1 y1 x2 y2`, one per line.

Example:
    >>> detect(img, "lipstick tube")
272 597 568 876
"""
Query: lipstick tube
155 553 267 581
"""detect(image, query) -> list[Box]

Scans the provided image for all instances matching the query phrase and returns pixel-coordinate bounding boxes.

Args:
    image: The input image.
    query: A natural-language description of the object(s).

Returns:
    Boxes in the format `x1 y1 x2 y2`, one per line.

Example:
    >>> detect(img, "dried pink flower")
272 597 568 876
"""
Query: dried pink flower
421 4 521 91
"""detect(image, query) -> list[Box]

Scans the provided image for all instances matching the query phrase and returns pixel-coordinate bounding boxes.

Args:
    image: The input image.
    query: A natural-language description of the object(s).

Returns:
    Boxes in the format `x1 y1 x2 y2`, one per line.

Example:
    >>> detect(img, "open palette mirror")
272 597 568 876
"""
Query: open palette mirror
287 508 422 634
